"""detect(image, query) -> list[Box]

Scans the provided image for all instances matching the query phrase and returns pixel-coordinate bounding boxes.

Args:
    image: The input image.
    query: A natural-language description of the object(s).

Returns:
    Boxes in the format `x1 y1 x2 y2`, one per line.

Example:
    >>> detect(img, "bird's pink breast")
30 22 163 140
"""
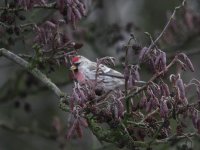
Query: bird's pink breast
74 71 86 83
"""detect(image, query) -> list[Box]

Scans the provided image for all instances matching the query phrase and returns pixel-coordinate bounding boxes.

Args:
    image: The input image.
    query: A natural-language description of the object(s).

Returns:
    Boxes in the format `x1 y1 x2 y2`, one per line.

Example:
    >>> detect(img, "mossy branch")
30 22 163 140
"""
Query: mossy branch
0 48 67 99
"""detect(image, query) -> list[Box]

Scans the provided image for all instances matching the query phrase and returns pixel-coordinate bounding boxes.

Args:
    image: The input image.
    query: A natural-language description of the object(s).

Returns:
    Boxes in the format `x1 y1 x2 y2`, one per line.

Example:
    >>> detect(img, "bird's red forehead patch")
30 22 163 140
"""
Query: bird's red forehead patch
72 56 80 63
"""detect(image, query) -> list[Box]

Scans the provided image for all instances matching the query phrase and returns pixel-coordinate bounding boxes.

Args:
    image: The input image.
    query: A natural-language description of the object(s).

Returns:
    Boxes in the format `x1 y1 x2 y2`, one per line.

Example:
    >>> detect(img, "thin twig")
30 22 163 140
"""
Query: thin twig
120 120 141 146
148 119 166 146
125 0 186 101
147 0 186 51
0 2 56 12
154 132 197 144
125 56 177 100
140 108 159 123
124 37 135 113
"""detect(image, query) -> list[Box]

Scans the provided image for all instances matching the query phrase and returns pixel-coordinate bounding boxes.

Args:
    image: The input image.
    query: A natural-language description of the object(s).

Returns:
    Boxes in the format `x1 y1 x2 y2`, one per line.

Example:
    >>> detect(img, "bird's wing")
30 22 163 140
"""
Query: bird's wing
98 64 124 78
87 62 99 72
86 62 109 72
84 61 124 90
87 62 124 79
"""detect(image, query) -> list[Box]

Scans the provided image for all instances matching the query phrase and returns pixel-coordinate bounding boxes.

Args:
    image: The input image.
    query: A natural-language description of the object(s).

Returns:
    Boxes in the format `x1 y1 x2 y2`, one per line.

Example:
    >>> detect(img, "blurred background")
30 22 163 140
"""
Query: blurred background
0 0 200 149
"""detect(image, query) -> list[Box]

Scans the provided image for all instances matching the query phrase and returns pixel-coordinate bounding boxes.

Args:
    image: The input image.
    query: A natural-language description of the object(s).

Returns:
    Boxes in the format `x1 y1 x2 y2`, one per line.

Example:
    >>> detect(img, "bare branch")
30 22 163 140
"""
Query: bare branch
0 2 56 12
154 132 197 144
126 56 177 99
0 48 66 98
148 0 186 51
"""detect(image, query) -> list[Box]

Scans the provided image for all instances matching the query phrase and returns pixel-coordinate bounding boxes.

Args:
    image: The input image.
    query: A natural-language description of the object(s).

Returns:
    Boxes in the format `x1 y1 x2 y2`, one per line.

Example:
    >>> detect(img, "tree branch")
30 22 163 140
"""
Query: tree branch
0 2 56 12
0 48 66 99
148 0 186 51
125 56 177 99
154 132 197 144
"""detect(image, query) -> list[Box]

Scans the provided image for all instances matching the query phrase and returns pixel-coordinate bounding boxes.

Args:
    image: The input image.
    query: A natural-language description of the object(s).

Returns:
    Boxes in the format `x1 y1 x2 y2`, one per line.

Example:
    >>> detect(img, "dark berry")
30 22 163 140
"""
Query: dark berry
24 102 32 113
9 2 16 8
6 27 13 35
18 15 26 21
6 15 15 25
132 44 142 55
163 119 170 128
14 26 20 36
14 100 21 108
74 43 83 49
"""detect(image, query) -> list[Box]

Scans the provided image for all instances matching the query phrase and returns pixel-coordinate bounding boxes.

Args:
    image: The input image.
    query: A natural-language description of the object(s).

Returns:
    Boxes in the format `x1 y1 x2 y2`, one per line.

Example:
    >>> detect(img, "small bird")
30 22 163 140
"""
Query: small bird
70 55 125 92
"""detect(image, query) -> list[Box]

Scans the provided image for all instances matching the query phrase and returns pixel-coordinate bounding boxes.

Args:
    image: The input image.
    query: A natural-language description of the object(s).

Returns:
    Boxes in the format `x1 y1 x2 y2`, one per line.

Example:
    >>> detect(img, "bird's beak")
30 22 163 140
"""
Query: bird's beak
70 65 77 71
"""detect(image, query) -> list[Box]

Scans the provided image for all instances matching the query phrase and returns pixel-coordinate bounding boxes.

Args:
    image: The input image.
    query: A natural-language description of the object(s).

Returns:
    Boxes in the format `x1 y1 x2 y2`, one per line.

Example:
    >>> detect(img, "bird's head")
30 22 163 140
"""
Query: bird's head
70 55 89 72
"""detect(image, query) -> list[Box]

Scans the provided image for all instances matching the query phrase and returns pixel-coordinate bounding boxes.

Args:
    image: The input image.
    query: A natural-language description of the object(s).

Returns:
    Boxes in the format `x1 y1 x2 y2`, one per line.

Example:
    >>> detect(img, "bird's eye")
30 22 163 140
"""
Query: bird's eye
75 62 81 66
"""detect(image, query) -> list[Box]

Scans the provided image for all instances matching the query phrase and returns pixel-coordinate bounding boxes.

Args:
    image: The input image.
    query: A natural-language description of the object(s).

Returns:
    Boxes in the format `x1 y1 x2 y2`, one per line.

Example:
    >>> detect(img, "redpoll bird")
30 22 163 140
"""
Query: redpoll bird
70 55 146 92
70 55 125 92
